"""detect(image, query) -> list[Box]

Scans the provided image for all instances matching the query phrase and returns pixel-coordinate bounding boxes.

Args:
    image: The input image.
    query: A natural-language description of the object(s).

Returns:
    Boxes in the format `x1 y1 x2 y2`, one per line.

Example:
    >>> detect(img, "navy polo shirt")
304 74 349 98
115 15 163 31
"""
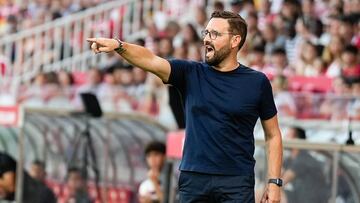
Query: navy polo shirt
167 59 277 176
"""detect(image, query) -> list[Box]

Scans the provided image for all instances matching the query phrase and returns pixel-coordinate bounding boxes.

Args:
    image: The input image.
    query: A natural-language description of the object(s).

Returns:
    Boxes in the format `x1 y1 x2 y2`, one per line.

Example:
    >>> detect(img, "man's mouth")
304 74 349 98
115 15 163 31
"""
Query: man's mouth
205 45 214 57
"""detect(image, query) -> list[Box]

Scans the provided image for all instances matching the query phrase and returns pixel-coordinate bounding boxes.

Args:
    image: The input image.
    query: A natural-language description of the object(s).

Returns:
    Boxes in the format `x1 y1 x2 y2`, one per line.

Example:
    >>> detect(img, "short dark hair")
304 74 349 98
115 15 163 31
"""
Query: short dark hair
294 127 306 140
144 141 166 156
344 45 358 55
66 167 83 180
210 11 247 50
32 160 45 169
252 45 265 53
272 48 286 55
0 152 17 177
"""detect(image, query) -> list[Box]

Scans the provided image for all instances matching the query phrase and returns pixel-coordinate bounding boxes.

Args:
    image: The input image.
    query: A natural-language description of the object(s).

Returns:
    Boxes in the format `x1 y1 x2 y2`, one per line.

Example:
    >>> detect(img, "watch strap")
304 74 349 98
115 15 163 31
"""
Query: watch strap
268 178 283 187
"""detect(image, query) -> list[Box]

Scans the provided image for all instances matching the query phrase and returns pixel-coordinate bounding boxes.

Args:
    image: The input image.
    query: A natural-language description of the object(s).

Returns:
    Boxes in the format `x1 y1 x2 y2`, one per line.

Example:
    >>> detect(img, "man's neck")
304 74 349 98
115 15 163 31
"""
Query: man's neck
213 55 239 72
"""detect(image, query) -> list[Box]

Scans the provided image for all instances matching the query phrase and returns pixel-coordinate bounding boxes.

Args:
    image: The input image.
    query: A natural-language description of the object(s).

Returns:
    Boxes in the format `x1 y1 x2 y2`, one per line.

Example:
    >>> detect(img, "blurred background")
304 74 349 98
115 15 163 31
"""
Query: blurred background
0 0 359 202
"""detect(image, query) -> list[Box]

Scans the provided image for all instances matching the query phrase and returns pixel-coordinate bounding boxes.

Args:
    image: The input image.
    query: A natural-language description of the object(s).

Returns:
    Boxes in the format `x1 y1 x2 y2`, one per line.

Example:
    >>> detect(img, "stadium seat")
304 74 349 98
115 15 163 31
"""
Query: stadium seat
288 76 333 93
72 71 87 86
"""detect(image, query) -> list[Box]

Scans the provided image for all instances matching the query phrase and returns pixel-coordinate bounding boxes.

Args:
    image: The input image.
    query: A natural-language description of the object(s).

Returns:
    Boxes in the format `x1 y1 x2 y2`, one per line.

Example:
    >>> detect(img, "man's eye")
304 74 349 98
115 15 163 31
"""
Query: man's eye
211 31 219 36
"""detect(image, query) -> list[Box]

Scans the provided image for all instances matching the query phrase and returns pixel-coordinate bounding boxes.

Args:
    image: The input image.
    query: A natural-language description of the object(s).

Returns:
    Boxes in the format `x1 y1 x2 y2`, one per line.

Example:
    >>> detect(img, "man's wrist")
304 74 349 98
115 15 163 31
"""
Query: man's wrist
268 178 283 187
113 38 126 54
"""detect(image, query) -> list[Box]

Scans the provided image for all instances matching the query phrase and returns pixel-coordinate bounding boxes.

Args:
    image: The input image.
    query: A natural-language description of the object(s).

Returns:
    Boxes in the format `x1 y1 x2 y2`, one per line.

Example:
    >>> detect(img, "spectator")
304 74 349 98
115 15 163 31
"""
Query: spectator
158 37 174 59
0 152 56 203
187 43 202 61
132 67 148 101
341 45 360 85
73 68 102 108
213 1 224 12
164 21 182 48
112 65 134 112
280 0 300 23
261 23 286 55
173 42 188 59
295 41 324 76
97 67 119 112
245 12 264 50
263 48 294 78
230 0 243 15
272 75 297 117
339 15 357 46
63 167 93 203
194 6 207 36
282 127 330 203
332 76 352 95
323 35 346 78
249 45 266 71
138 141 166 203
257 0 276 30
29 160 47 183
182 23 200 46
57 70 75 98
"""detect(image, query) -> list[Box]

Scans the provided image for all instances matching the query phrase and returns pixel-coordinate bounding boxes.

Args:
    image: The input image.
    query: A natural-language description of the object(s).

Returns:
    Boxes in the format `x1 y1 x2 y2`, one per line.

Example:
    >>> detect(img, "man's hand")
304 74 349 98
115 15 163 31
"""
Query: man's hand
86 38 119 53
260 184 281 203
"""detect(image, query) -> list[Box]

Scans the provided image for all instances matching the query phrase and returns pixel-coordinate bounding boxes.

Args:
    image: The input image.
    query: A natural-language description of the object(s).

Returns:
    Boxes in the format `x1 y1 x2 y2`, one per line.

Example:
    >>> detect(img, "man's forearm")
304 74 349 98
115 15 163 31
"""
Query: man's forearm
116 42 170 82
266 132 283 179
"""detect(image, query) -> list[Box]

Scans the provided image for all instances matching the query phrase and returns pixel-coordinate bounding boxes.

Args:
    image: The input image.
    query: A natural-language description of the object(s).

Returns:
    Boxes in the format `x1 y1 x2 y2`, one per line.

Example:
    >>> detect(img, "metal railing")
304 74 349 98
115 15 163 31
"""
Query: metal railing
1 107 360 202
0 0 225 98
1 108 168 203
0 0 206 95
255 139 360 203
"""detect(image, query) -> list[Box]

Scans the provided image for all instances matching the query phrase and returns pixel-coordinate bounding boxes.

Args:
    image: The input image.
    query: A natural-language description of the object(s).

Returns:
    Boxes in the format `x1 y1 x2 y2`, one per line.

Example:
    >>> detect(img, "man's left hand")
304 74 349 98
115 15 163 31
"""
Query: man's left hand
260 183 281 203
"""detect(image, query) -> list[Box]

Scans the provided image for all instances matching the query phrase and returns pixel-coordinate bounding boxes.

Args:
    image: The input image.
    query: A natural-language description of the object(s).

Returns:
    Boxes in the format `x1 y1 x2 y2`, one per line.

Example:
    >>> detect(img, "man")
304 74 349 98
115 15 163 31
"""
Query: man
0 152 56 203
29 160 47 183
138 141 166 203
282 127 330 203
87 10 282 203
63 167 93 203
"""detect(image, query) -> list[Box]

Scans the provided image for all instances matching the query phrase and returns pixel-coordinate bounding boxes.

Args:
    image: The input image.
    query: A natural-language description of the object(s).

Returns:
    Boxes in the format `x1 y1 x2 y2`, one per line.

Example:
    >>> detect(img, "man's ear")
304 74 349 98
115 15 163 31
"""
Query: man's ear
231 35 241 49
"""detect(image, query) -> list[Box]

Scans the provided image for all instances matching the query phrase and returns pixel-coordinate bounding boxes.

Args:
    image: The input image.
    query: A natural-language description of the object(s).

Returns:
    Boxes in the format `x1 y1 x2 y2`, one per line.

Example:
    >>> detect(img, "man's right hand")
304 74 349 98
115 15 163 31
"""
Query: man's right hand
86 36 171 82
86 38 119 54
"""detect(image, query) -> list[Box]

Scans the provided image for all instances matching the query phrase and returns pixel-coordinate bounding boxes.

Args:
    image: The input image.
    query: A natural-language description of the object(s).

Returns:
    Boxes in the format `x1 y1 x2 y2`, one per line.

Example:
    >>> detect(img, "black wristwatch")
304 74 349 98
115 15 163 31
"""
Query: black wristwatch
268 178 283 187
114 38 125 54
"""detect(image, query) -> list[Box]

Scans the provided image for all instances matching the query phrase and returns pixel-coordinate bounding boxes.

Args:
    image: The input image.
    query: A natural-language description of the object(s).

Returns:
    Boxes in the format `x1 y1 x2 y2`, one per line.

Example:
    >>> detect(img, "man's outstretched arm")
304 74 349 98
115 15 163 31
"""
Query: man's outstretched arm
86 38 171 82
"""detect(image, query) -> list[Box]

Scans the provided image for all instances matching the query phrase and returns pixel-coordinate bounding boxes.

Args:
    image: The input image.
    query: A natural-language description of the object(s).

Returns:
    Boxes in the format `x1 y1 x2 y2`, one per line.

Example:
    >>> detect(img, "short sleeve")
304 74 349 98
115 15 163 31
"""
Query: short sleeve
259 75 277 120
166 59 193 90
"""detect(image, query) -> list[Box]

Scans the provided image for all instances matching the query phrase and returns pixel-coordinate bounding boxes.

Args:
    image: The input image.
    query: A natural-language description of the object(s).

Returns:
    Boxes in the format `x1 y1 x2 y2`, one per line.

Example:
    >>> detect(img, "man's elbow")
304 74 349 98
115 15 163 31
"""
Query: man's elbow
265 130 282 142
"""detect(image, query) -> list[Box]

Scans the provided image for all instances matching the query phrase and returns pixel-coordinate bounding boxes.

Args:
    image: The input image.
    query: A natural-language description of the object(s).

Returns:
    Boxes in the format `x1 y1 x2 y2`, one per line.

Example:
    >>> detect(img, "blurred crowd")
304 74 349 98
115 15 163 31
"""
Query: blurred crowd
2 0 360 125
0 0 111 36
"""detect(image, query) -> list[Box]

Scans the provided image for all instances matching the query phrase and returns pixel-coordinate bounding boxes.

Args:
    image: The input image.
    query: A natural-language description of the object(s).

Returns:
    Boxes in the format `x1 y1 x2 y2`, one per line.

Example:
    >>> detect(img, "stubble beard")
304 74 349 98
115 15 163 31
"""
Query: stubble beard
205 45 232 66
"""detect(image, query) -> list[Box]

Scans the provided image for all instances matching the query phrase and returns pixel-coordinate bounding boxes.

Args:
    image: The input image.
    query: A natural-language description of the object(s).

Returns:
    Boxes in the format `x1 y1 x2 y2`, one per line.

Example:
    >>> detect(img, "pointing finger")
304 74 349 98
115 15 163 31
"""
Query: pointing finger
86 38 97 42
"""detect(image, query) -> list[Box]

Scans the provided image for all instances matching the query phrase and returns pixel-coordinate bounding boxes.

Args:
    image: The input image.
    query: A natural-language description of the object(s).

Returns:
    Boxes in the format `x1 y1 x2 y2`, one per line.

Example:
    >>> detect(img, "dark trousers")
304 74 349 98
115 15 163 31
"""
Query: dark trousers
178 171 255 203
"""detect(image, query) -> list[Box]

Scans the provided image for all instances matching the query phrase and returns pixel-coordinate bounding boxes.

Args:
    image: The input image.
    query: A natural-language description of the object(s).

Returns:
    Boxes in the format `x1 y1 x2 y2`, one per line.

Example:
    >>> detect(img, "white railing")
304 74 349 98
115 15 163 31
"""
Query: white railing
1 0 145 93
0 0 217 96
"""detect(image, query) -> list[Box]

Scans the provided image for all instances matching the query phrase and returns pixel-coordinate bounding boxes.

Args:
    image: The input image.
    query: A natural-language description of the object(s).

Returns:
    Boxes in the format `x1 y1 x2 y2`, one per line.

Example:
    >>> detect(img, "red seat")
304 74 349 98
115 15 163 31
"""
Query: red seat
72 71 87 86
107 187 132 203
45 179 133 203
46 180 63 197
288 76 333 93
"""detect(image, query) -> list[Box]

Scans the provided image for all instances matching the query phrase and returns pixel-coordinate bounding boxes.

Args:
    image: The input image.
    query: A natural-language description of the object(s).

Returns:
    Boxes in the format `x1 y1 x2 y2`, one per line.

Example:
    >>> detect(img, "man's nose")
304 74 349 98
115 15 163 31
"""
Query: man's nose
203 34 211 44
